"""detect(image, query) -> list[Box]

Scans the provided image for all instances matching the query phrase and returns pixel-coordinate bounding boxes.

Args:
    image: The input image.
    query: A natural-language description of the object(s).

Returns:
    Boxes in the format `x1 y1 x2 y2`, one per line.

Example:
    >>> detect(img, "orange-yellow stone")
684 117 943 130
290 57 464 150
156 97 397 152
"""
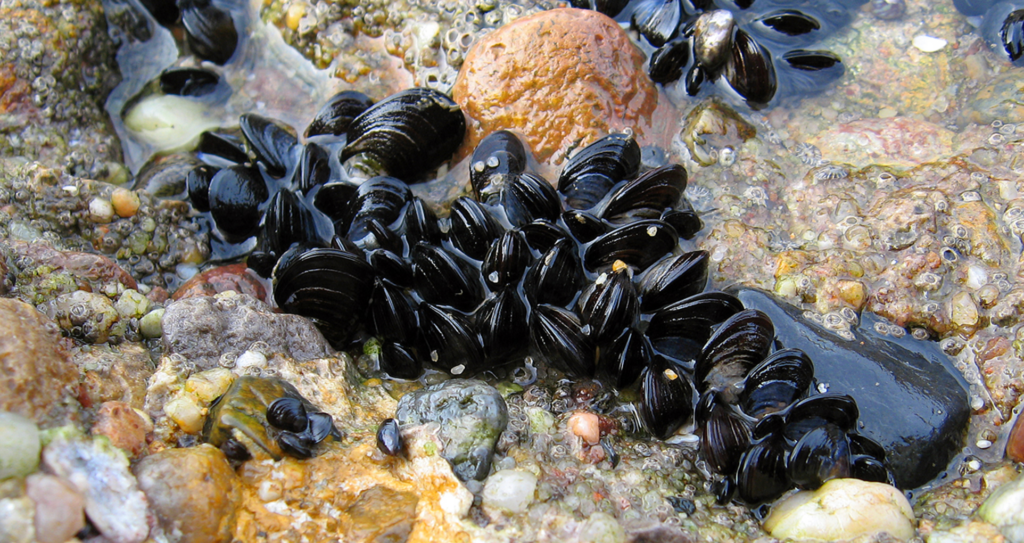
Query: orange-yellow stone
452 8 668 167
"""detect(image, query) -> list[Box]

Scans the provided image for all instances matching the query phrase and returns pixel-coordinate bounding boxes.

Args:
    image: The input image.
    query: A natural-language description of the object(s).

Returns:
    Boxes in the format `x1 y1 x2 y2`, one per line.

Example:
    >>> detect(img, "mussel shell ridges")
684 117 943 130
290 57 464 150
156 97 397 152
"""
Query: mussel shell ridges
639 355 695 439
305 90 375 138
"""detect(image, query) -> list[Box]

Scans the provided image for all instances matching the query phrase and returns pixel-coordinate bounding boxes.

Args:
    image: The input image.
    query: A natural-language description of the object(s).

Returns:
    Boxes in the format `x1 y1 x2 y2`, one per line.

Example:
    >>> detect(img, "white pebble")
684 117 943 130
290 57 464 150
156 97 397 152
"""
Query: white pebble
0 412 41 479
763 479 915 541
912 35 947 53
89 198 114 224
482 470 537 513
234 350 268 374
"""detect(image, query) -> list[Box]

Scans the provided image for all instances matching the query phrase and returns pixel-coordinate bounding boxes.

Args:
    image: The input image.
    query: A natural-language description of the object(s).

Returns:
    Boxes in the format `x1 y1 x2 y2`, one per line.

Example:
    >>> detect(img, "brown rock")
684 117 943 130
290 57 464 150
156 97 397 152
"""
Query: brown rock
75 343 154 410
11 241 137 292
347 485 419 542
25 473 86 543
0 298 80 425
91 401 150 457
133 445 241 543
452 8 668 167
1008 413 1024 463
172 263 268 304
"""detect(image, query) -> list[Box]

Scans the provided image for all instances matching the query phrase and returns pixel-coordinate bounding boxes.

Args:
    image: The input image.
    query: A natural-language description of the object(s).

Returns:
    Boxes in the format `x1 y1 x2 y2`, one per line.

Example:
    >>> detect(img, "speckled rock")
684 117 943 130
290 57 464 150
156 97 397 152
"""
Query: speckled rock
809 117 955 169
41 431 149 543
397 379 508 481
134 445 241 543
162 292 333 370
0 298 79 425
8 241 137 303
452 8 667 166
40 289 121 343
91 401 150 457
25 473 86 543
75 343 153 411
171 263 269 304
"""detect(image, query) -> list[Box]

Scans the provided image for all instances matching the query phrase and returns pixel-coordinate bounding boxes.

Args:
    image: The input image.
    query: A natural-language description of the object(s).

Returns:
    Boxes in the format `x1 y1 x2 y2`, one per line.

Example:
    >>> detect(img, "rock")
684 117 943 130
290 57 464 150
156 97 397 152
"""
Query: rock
162 292 333 371
140 307 165 338
25 473 86 543
763 479 915 541
978 475 1024 542
452 8 666 166
0 298 80 425
40 290 121 343
76 343 153 411
346 485 419 542
0 412 41 479
396 379 508 481
0 494 35 543
91 401 151 457
578 512 626 543
680 99 757 167
171 263 268 304
41 432 149 543
481 470 537 514
1008 411 1024 463
10 241 138 295
808 117 955 169
134 445 241 543
732 288 971 490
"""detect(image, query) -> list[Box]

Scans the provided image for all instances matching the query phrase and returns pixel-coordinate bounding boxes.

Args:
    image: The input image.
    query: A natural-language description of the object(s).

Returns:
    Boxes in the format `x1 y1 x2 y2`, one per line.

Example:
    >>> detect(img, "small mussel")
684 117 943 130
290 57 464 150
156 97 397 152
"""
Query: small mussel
204 376 340 461
376 418 402 456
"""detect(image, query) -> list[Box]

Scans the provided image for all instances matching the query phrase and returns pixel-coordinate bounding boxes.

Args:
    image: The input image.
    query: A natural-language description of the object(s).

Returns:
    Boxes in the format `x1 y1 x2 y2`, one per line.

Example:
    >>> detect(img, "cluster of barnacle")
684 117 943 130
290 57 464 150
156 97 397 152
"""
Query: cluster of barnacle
954 0 1024 65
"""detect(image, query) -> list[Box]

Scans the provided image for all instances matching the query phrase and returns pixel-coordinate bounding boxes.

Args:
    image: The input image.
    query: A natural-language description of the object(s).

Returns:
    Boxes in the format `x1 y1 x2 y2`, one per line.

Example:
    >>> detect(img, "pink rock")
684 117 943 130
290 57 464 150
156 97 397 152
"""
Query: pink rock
25 473 86 543
809 117 954 168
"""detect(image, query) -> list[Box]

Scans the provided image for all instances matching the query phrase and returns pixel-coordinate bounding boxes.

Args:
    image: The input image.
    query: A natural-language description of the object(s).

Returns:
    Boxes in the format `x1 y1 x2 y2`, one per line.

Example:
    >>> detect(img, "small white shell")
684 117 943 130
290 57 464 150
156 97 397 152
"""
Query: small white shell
912 35 948 52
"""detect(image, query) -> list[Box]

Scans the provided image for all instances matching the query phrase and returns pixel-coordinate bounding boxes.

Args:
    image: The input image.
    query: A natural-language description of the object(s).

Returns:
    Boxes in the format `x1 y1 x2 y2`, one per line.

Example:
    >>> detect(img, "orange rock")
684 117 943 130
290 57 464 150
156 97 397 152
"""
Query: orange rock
452 8 669 168
1008 412 1024 463
91 401 150 457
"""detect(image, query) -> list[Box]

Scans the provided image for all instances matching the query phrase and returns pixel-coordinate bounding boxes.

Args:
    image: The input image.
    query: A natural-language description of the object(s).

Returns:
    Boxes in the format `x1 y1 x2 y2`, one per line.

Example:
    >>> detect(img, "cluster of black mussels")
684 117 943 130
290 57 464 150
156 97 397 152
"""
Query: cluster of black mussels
954 0 1024 65
572 0 866 108
174 85 895 505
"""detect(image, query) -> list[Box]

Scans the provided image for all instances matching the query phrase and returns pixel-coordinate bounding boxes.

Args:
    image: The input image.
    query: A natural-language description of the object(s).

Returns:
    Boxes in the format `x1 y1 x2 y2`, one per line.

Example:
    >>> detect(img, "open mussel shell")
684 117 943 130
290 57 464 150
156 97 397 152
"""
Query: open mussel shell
239 113 298 178
598 327 651 389
412 242 483 312
477 286 530 364
695 309 775 394
637 251 709 312
639 355 695 439
448 196 502 261
579 265 640 345
529 304 595 377
179 0 238 65
482 229 532 288
524 237 583 306
186 164 217 212
785 422 852 489
340 87 466 180
470 129 528 203
418 303 484 374
266 397 308 433
208 165 269 242
159 67 220 97
700 394 753 475
294 142 331 194
649 37 691 84
631 0 683 47
646 291 744 361
661 198 703 240
305 90 374 138
502 172 562 227
272 247 374 344
379 341 423 380
341 176 412 241
558 133 641 210
368 277 418 343
600 164 687 222
735 437 789 504
404 197 441 246
740 348 814 418
724 29 777 109
583 219 679 272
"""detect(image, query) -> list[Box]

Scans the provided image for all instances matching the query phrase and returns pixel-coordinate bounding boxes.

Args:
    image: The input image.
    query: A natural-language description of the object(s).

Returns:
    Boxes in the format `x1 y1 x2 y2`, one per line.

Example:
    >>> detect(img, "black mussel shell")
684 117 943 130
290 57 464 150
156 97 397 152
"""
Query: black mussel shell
368 277 417 343
219 436 252 462
502 173 562 227
313 182 357 221
186 164 217 212
307 411 338 443
482 229 532 288
684 64 707 96
661 198 703 240
520 219 567 253
784 394 859 439
368 248 413 287
953 0 994 17
340 87 466 180
140 0 180 27
735 438 789 504
783 49 842 71
197 131 248 164
637 251 709 312
208 165 269 242
418 303 484 374
239 113 298 178
272 247 374 344
558 133 641 210
600 164 687 222
448 196 502 261
250 189 323 277
700 394 752 475
295 142 331 194
754 10 821 38
178 0 238 65
740 348 813 418
342 176 412 241
584 219 679 272
649 37 691 84
695 309 775 394
471 130 528 203
379 341 423 380
631 0 683 47
851 455 894 485
562 210 609 244
786 422 851 489
646 291 744 362
598 327 651 389
529 305 596 377
277 431 315 458
579 265 640 344
159 67 220 97
780 50 845 94
377 418 402 456
724 29 777 108
404 197 441 246
412 243 484 312
998 8 1024 63
571 0 629 17
524 238 583 306
477 286 530 364
266 397 308 433
306 90 375 138
639 355 695 439
359 217 403 253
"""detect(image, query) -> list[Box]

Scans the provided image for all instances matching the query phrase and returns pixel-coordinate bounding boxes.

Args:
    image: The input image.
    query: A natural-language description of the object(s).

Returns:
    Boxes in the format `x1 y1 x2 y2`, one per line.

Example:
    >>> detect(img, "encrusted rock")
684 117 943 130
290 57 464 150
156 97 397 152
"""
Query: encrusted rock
396 379 508 481
91 401 151 457
0 298 80 425
1008 410 1024 463
134 445 241 543
76 343 154 410
162 292 333 370
808 117 955 169
452 8 666 166
346 485 419 542
40 290 122 343
25 473 86 543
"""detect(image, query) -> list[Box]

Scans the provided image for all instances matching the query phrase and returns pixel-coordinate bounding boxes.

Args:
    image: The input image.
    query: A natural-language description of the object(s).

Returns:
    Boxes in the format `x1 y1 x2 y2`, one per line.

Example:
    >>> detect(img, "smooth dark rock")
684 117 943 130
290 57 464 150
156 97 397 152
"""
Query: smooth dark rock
730 288 970 490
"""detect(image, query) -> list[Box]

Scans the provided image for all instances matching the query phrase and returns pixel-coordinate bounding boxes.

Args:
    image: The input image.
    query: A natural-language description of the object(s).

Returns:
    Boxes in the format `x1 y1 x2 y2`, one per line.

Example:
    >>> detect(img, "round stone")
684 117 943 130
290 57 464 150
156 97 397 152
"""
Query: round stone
0 412 41 480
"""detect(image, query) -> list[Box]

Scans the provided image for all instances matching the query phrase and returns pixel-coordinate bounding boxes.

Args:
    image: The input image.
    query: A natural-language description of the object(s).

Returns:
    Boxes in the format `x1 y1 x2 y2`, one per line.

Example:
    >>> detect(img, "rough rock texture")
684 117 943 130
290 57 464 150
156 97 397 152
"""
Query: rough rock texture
978 474 1024 542
172 263 269 304
134 445 241 543
0 298 80 425
452 8 668 166
91 401 150 457
1008 412 1024 463
808 117 955 169
162 292 334 370
75 343 154 411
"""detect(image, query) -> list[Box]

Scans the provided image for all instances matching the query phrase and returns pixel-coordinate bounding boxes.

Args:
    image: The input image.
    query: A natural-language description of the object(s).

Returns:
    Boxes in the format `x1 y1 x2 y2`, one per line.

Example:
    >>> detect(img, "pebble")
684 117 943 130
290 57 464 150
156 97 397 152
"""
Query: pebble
133 445 241 543
25 473 85 543
114 289 151 319
139 307 165 338
0 299 80 424
171 263 268 304
1008 412 1024 463
977 475 1024 542
567 411 601 445
763 479 915 541
91 401 150 457
110 187 141 218
41 432 149 543
0 412 41 479
0 494 35 543
396 379 508 481
912 35 948 52
41 290 121 343
89 197 115 223
452 8 664 166
481 469 537 514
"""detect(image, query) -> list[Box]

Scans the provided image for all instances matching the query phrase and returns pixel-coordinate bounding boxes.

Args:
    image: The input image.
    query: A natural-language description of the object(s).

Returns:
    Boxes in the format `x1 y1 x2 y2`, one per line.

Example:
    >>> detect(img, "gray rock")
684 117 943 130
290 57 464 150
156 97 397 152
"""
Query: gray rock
396 379 508 481
162 293 334 370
